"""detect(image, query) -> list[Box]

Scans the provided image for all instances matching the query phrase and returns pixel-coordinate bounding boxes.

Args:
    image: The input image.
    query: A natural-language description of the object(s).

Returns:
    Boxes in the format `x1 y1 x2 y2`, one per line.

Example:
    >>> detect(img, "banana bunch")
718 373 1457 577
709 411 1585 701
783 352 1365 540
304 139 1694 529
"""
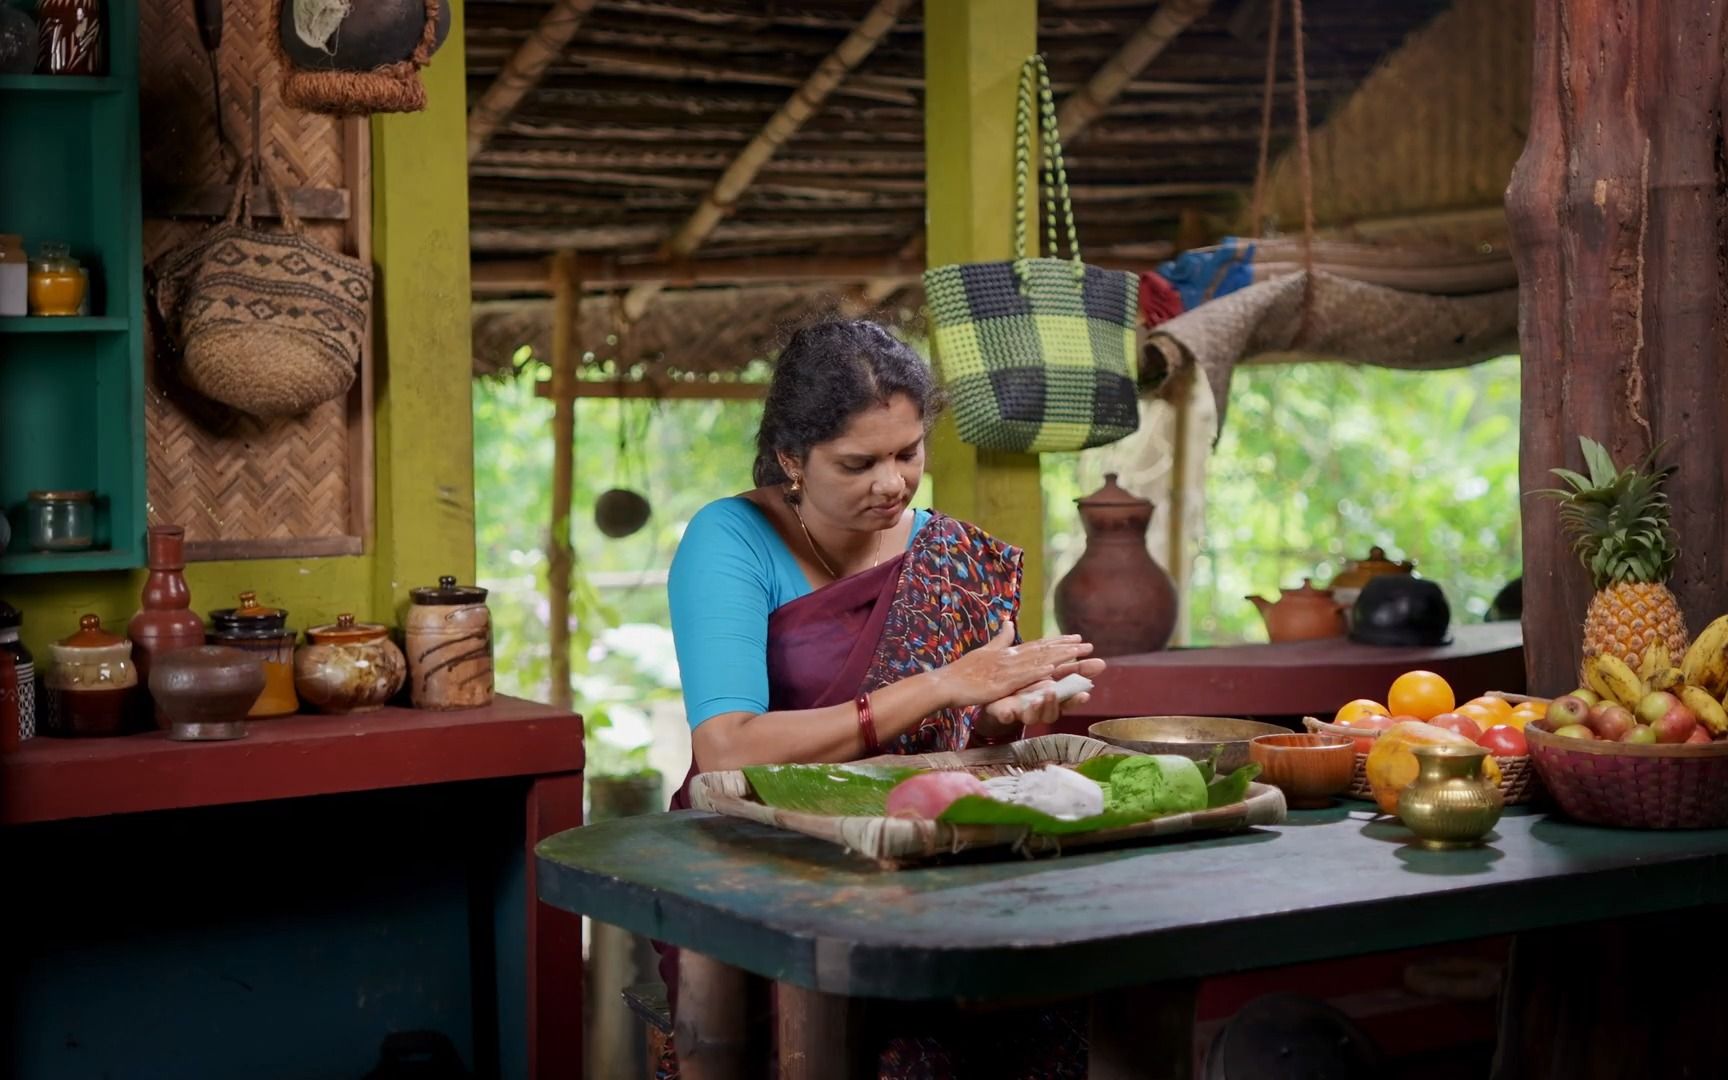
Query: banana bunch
1581 634 1728 737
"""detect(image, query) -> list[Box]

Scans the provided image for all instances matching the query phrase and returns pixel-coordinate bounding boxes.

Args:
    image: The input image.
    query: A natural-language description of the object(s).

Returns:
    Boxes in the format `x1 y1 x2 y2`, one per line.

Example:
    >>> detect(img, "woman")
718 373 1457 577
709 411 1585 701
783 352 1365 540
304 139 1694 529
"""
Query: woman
661 319 1106 1077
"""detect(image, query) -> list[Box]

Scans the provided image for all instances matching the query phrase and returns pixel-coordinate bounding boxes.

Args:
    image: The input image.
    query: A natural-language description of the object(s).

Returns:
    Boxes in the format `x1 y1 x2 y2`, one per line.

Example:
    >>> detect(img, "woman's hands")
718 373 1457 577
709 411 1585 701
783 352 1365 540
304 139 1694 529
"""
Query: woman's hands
931 621 1097 710
978 656 1109 732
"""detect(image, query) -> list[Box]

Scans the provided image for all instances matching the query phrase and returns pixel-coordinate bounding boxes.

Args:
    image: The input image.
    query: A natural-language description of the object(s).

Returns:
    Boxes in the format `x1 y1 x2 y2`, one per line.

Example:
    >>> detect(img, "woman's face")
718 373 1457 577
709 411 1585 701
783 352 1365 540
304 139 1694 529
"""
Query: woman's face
783 393 926 530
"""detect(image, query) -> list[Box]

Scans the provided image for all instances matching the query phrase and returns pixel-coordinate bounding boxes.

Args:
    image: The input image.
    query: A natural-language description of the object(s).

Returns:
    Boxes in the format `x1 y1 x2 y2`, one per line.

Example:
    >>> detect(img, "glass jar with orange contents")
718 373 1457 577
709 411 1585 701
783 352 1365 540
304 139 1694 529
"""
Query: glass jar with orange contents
207 592 298 717
27 242 88 316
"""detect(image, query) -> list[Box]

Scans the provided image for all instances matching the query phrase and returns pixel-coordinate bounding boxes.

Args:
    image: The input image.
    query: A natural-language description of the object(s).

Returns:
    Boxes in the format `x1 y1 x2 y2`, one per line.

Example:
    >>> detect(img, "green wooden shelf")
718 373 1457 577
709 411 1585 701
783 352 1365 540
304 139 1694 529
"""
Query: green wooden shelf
0 316 128 333
0 75 122 94
0 549 138 575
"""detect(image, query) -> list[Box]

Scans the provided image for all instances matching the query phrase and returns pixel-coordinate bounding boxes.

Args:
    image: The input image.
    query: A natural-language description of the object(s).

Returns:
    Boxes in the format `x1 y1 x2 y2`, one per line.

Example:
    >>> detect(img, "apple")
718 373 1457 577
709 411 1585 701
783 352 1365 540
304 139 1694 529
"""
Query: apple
1571 688 1601 707
1586 703 1637 742
1686 725 1713 745
1554 723 1597 740
1653 702 1699 744
1620 724 1658 745
1430 712 1484 741
1546 694 1592 731
1478 724 1528 756
1339 712 1398 753
1636 690 1679 728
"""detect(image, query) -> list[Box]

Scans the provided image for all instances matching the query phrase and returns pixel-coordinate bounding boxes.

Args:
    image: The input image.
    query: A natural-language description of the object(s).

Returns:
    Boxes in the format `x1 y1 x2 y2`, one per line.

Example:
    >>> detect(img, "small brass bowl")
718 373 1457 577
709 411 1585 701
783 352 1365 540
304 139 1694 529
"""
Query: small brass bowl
1089 715 1291 774
1248 733 1356 809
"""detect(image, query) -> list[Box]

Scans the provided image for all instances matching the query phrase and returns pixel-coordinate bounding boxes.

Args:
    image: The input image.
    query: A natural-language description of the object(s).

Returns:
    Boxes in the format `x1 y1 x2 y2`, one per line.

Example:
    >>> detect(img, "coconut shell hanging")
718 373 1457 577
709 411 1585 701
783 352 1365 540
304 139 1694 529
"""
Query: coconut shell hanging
594 489 652 539
272 0 451 116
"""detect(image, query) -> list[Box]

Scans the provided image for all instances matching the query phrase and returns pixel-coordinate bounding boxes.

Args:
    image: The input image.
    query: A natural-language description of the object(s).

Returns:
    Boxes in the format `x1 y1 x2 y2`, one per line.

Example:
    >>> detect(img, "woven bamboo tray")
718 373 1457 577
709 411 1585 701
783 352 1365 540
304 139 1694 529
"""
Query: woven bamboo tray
689 734 1287 869
1524 725 1728 829
1303 717 1542 806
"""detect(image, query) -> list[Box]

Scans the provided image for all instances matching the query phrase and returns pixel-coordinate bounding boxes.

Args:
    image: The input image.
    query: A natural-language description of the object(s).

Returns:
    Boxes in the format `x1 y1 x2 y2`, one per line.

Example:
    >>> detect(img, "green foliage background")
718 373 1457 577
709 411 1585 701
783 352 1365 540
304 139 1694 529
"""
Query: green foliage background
473 355 1523 775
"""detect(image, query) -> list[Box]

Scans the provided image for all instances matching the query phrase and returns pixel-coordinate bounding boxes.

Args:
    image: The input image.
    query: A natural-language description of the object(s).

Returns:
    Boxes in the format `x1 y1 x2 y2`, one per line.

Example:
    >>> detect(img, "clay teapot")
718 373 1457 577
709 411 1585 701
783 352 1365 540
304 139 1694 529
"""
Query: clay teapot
1053 474 1178 657
1328 545 1416 612
1246 579 1348 644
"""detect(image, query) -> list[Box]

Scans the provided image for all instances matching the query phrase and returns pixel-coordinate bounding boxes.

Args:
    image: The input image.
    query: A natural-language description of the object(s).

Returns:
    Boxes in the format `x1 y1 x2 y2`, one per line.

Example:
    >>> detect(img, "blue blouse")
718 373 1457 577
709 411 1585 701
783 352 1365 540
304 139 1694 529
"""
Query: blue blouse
667 496 931 729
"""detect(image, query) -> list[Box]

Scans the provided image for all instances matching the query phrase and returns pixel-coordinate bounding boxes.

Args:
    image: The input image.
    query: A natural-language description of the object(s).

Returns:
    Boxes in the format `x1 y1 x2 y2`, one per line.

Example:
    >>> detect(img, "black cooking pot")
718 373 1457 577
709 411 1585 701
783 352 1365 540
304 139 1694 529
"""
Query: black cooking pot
1349 575 1452 647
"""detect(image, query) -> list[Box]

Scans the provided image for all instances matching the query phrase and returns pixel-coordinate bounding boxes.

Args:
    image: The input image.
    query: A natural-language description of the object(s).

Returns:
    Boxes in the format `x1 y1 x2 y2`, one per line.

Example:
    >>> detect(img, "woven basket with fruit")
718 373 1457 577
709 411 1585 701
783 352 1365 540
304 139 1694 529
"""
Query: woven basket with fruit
1521 438 1728 829
1304 669 1544 807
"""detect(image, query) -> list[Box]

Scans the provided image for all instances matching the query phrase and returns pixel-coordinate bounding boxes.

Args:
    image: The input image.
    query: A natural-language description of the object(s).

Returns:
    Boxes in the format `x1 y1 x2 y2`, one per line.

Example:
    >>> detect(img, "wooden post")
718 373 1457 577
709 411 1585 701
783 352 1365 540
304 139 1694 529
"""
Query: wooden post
547 252 578 713
1505 0 1728 693
923 0 1046 638
777 983 869 1080
1088 979 1198 1079
676 951 752 1080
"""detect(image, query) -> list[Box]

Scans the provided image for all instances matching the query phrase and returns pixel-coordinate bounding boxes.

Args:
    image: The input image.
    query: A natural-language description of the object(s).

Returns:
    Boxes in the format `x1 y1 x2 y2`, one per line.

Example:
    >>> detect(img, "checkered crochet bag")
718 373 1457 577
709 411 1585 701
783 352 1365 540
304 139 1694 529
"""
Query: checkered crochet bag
922 54 1140 454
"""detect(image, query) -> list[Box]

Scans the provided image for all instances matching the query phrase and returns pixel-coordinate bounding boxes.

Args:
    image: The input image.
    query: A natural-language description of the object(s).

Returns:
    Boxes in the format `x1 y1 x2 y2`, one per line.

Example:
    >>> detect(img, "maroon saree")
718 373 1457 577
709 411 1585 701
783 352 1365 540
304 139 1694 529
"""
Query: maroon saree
653 515 1089 1078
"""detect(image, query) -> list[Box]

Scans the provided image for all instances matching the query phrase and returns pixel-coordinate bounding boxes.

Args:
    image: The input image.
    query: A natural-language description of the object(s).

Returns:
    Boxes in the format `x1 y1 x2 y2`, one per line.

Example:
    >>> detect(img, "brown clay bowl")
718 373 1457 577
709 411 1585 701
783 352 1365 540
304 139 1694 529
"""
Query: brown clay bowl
1249 733 1357 809
1089 715 1291 773
149 646 266 738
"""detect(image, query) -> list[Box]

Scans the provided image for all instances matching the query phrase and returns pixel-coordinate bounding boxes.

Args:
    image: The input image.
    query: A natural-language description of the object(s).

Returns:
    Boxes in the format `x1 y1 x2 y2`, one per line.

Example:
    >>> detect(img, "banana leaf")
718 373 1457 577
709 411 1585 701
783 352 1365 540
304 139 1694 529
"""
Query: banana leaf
742 762 922 816
1207 762 1261 808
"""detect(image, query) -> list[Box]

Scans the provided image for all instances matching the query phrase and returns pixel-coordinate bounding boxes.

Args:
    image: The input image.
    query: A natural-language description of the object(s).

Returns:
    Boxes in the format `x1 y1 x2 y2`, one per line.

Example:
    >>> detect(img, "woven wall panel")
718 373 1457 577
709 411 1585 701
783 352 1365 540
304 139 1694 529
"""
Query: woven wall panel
140 0 367 557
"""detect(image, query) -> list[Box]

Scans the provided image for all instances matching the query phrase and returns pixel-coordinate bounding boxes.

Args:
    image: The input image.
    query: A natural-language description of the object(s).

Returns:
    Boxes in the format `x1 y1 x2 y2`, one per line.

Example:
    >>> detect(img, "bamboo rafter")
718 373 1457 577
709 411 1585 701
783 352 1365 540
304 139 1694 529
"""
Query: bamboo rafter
618 0 914 324
467 0 600 162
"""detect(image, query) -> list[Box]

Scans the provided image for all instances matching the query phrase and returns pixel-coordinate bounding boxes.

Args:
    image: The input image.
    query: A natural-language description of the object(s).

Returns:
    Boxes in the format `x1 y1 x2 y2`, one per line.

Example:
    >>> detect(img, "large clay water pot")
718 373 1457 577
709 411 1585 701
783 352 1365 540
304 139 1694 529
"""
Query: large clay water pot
1053 474 1178 657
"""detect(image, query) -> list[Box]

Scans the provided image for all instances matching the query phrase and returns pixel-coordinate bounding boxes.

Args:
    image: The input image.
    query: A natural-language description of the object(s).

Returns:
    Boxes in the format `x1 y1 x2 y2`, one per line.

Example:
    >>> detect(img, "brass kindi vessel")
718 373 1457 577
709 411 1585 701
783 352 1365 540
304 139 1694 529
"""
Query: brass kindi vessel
1397 744 1504 850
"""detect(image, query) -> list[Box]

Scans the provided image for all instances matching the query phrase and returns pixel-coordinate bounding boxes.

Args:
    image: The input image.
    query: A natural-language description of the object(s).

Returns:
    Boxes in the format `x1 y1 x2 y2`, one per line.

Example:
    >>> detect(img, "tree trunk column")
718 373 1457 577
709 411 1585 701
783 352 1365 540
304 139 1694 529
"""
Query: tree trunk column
1506 0 1728 694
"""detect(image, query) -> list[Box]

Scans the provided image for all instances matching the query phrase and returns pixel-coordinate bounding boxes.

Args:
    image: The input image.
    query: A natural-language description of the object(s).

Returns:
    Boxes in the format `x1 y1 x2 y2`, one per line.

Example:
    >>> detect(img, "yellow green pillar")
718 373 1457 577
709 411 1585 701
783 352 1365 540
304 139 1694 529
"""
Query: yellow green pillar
923 0 1046 637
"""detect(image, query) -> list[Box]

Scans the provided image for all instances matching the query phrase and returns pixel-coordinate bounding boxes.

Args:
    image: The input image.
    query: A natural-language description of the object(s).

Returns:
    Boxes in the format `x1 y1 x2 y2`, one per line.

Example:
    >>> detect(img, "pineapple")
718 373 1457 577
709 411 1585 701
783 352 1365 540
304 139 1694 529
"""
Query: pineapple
1542 436 1689 670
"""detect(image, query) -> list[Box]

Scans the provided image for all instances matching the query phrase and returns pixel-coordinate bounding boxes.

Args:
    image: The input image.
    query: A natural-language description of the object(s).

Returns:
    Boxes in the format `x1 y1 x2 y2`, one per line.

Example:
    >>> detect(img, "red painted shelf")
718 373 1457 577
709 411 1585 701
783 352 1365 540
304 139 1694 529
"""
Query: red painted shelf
2 695 585 825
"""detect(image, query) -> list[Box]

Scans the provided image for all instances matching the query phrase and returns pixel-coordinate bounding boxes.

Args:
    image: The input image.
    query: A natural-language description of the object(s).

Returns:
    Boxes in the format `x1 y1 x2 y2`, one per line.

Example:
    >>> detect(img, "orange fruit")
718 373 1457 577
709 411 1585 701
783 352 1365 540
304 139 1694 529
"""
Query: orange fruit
1464 696 1514 723
1334 699 1391 726
1504 704 1544 731
1388 670 1456 721
1455 702 1501 729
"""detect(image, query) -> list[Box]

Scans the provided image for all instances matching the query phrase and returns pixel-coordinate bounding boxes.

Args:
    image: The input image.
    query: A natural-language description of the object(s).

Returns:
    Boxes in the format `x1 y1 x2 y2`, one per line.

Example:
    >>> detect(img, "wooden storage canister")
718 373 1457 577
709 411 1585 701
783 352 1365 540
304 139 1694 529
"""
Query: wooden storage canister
406 576 493 711
207 592 298 717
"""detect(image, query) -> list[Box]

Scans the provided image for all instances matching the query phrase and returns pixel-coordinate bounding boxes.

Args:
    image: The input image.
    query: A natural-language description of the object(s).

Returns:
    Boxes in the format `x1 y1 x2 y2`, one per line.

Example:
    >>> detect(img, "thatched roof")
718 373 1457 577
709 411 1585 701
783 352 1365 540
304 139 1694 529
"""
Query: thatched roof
465 0 1455 376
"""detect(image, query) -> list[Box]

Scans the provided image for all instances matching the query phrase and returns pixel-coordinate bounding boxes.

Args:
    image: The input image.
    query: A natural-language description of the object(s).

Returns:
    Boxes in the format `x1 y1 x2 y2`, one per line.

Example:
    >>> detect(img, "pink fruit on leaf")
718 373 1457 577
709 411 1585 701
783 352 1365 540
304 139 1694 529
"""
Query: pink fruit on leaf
884 770 988 820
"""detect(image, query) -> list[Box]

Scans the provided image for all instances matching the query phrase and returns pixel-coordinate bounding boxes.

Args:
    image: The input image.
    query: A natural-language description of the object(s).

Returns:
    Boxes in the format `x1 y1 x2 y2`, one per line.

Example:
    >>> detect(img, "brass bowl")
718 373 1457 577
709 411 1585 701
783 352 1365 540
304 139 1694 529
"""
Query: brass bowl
1088 715 1291 774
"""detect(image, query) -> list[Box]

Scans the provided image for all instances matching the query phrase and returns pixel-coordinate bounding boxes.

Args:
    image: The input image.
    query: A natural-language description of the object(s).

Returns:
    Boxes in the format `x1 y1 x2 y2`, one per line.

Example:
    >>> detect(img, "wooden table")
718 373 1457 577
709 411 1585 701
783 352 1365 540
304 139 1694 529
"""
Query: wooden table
537 801 1728 1078
2 696 584 1080
1039 622 1525 732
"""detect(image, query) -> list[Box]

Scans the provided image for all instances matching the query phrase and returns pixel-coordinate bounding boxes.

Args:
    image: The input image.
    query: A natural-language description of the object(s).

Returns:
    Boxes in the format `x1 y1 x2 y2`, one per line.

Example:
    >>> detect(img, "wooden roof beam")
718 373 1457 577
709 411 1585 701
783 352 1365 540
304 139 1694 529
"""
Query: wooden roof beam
619 0 915 324
467 0 600 162
472 252 929 295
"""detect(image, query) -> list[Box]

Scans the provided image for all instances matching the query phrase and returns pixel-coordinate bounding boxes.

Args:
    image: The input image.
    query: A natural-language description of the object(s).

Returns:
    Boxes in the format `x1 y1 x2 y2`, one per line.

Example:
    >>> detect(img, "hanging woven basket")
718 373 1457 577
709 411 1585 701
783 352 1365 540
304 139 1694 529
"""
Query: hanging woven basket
273 0 450 116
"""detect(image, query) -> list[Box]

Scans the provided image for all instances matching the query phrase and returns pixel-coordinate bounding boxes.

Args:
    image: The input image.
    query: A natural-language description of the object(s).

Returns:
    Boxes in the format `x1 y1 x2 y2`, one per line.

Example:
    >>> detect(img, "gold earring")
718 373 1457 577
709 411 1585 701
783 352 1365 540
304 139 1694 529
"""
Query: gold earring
789 474 802 493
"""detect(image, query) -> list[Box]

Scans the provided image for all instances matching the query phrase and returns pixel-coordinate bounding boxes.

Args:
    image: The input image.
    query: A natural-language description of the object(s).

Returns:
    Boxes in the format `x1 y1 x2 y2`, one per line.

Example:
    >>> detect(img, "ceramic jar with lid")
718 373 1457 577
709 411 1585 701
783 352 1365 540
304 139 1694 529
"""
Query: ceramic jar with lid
0 600 36 747
1052 474 1179 657
295 613 407 714
44 614 135 737
128 524 208 729
406 576 493 710
1328 545 1416 620
207 592 298 717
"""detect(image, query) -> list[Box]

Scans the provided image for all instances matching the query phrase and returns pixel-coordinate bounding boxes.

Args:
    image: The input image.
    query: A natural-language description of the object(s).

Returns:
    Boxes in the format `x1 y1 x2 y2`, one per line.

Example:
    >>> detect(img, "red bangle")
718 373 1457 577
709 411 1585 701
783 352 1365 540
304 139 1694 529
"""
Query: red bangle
855 693 881 755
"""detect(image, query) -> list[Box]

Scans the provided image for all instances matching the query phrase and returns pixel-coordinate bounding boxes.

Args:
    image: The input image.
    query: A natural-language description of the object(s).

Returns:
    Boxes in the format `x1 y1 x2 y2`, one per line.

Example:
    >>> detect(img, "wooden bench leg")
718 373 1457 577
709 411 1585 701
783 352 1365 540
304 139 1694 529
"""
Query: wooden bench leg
1088 979 1199 1080
777 982 870 1080
676 951 751 1080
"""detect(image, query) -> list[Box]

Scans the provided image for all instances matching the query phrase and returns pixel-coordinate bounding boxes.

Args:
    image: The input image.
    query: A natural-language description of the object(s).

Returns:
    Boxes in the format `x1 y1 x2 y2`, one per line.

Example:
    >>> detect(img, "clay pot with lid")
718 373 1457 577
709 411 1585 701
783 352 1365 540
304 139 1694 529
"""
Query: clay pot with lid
207 591 298 717
45 614 135 737
1053 473 1179 657
150 646 266 741
1328 545 1416 618
1247 580 1349 644
295 613 408 714
406 576 493 710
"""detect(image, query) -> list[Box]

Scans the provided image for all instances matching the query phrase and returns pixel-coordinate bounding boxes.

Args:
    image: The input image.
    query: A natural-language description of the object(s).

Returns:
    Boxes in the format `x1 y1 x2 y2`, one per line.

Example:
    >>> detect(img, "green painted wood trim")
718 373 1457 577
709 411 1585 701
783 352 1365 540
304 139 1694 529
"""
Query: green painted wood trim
369 0 478 625
923 0 1046 637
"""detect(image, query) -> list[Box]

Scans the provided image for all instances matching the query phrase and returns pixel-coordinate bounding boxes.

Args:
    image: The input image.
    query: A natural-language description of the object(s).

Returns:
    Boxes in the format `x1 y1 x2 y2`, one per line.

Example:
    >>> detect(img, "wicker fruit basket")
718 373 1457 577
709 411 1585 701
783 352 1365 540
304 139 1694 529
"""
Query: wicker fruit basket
1523 725 1728 829
1303 716 1542 806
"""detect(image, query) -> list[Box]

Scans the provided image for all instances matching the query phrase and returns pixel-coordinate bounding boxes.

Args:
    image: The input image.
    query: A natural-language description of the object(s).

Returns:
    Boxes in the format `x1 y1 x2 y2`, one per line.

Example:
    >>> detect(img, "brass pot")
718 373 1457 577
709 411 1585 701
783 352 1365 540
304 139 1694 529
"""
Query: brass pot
1397 744 1504 849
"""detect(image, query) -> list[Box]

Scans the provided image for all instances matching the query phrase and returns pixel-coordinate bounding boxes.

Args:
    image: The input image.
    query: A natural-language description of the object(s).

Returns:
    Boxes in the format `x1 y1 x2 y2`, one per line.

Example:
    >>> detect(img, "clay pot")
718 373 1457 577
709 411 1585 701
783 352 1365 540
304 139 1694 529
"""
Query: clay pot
149 646 267 741
207 592 299 718
405 576 493 711
1246 580 1349 644
295 613 407 714
278 0 450 72
1053 474 1178 657
128 525 209 730
44 615 136 737
1328 545 1416 621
